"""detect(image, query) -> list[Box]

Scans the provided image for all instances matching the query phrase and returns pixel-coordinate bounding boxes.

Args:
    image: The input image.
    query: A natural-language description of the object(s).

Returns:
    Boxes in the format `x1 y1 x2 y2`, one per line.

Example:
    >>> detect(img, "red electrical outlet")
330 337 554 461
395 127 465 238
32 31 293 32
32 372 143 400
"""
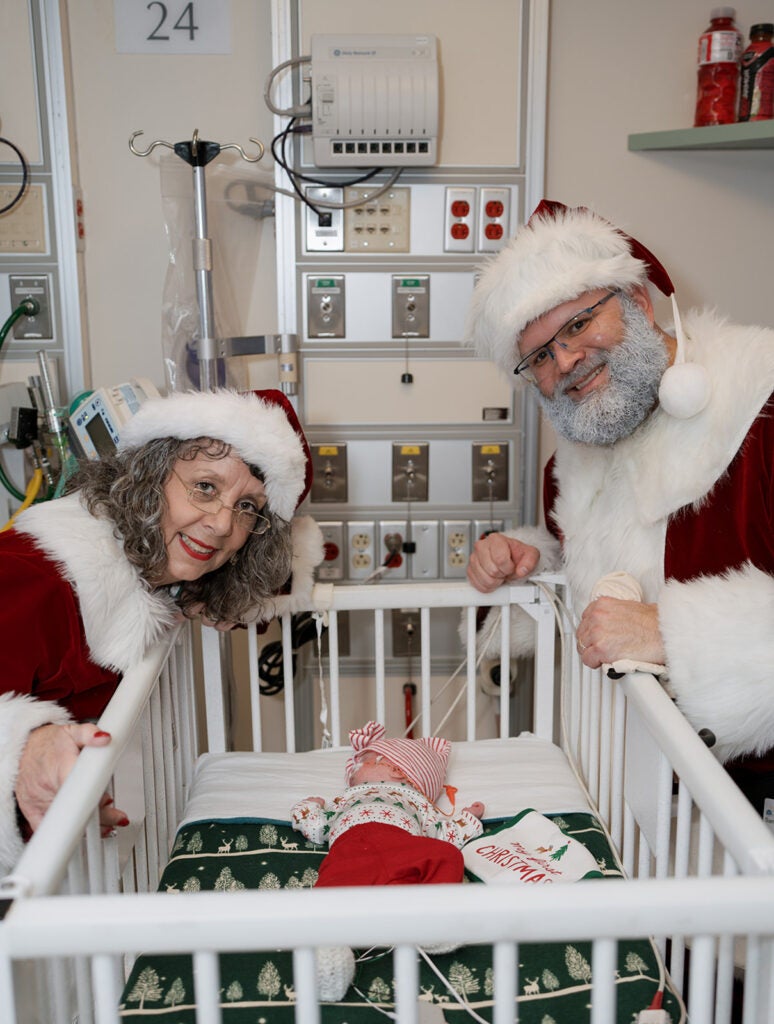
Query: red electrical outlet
477 187 511 252
444 186 475 253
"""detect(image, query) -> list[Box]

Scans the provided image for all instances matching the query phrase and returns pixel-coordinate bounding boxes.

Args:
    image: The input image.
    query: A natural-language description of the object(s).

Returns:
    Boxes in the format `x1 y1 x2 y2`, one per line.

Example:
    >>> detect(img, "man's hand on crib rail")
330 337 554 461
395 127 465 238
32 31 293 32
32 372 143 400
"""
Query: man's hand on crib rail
15 723 130 839
467 533 541 592
576 598 666 670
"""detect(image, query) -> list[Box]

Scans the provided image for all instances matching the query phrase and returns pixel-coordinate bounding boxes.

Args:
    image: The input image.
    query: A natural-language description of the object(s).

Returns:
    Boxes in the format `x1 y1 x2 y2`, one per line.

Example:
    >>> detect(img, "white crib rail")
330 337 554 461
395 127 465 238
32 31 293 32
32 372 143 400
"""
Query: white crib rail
2 575 774 1024
202 578 558 752
1 877 773 1024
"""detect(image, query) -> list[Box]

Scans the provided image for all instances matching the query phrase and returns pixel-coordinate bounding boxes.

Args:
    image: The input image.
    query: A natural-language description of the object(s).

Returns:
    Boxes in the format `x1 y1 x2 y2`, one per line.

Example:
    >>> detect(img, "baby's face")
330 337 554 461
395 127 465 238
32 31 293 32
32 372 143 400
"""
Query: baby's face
349 752 408 786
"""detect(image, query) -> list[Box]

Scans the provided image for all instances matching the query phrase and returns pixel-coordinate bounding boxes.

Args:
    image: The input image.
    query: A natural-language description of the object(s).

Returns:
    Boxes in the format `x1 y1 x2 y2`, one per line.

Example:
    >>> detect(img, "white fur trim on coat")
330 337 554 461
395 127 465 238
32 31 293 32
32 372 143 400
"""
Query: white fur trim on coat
466 206 650 374
0 694 71 876
245 515 325 624
465 525 563 660
17 494 177 673
118 390 308 522
659 563 774 763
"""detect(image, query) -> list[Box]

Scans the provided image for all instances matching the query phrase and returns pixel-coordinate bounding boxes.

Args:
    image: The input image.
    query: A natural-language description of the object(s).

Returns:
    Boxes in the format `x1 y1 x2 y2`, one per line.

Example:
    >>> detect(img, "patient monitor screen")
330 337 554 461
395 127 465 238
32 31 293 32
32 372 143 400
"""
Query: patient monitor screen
85 411 117 458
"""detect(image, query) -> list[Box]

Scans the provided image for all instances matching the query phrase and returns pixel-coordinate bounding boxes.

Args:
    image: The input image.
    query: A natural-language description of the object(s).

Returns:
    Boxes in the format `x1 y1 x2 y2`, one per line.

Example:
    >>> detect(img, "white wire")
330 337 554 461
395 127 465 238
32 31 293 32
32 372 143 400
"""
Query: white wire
263 55 312 116
418 949 491 1024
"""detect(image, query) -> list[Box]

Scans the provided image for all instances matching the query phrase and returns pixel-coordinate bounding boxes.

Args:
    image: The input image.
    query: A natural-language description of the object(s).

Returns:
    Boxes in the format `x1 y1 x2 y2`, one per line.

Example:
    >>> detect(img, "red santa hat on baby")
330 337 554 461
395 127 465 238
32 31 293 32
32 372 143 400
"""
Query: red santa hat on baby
118 388 313 521
345 721 451 803
466 199 710 419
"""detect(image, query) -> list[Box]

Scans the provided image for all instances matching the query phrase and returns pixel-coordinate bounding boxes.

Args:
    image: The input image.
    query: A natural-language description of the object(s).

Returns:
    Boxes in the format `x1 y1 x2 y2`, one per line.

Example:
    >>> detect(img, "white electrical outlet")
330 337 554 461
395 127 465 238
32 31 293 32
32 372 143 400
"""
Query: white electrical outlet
346 522 376 580
442 519 471 579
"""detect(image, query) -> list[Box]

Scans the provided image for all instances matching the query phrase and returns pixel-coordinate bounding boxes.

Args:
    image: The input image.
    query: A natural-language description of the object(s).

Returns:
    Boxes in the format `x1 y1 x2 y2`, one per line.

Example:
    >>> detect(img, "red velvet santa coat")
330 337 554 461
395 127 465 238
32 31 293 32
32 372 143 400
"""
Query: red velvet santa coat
0 492 324 873
477 309 774 766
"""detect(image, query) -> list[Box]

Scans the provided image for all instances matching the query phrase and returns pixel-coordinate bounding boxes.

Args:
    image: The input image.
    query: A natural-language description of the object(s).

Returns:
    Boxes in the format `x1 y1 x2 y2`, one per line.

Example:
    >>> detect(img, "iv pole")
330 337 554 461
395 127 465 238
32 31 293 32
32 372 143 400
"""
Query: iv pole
129 128 266 744
129 128 265 391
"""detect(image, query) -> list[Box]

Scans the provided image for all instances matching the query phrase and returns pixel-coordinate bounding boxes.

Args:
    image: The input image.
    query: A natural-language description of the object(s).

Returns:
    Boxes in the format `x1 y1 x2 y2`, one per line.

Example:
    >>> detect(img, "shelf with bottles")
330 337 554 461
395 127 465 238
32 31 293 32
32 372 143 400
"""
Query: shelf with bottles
628 120 774 151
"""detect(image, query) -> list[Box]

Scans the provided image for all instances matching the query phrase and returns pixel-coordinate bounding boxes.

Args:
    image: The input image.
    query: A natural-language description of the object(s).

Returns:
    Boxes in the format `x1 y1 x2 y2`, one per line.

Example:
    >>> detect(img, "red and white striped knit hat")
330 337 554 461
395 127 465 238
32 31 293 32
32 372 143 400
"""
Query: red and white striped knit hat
345 721 451 802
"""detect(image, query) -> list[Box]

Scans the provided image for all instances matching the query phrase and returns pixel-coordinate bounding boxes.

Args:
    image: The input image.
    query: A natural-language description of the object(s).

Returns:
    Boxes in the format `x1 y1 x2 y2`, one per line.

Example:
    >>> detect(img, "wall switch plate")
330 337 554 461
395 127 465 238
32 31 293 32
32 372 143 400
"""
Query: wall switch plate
310 443 348 503
304 187 344 251
410 520 439 579
307 275 345 338
471 442 509 502
392 275 429 338
392 442 429 502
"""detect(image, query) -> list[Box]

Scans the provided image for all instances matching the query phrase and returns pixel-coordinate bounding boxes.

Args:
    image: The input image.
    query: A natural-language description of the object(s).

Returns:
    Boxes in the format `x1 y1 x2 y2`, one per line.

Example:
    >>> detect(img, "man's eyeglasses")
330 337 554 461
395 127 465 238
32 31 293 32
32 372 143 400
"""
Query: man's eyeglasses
171 469 271 536
513 290 620 384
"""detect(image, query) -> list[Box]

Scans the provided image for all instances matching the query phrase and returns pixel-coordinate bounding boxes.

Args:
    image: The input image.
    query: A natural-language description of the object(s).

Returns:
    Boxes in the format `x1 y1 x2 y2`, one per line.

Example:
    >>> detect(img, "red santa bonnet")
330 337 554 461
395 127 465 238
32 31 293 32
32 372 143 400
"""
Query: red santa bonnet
118 388 312 522
465 199 675 375
345 721 451 802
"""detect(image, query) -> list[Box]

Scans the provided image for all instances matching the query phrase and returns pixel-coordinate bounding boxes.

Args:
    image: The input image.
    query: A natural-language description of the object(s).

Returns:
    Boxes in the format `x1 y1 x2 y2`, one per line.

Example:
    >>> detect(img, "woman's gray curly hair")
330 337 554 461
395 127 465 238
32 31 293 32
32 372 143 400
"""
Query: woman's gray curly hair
66 438 293 624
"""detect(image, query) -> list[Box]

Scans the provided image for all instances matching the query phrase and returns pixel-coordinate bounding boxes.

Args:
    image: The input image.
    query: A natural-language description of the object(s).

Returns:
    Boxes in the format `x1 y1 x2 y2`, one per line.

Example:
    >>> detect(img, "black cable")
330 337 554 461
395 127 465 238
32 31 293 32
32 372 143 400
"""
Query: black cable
0 137 29 215
269 119 390 218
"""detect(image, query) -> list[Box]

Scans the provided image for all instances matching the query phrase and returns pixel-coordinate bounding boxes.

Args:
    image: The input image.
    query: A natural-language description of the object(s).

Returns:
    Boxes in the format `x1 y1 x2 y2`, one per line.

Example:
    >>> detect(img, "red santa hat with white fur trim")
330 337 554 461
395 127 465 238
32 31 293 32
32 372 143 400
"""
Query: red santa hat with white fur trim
118 388 313 522
466 200 710 419
345 721 451 802
466 199 675 375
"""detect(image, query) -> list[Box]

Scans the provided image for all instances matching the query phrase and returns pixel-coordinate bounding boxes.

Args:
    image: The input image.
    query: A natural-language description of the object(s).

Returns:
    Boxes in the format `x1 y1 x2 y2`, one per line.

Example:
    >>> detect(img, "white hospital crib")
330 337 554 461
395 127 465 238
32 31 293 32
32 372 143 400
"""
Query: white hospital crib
0 576 772 1024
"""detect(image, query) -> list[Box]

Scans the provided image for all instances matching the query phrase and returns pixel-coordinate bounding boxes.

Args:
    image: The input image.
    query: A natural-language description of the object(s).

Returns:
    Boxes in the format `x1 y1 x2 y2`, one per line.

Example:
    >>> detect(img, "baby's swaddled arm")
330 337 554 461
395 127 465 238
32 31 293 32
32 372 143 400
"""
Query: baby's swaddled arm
422 798 486 846
290 795 330 845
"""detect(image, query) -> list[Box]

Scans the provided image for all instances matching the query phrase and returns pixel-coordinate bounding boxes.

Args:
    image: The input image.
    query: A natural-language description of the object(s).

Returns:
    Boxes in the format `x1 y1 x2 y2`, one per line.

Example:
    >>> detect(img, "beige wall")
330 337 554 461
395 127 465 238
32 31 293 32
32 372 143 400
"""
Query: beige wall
64 0 276 388
61 1 774 414
537 0 774 491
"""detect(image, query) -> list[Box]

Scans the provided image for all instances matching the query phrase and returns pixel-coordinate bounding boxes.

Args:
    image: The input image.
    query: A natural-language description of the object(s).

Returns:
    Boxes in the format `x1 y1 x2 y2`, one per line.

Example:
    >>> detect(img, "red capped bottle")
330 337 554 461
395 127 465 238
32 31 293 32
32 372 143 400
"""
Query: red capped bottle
694 7 743 126
739 23 774 121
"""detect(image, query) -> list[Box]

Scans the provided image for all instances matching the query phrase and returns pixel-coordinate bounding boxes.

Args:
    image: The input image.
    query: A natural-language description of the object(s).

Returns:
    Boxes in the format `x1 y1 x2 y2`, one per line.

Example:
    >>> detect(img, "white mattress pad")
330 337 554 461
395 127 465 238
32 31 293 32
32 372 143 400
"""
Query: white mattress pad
181 734 593 826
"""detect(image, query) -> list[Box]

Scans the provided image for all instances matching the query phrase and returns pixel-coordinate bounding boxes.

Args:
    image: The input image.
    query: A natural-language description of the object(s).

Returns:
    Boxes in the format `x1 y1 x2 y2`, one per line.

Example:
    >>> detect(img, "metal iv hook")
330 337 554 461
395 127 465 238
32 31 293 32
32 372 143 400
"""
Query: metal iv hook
128 129 265 165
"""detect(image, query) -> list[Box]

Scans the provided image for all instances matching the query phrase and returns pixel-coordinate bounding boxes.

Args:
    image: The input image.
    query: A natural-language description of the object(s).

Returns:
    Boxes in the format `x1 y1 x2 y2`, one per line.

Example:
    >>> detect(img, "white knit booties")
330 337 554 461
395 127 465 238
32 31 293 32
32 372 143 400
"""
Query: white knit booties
316 946 356 1002
419 941 461 955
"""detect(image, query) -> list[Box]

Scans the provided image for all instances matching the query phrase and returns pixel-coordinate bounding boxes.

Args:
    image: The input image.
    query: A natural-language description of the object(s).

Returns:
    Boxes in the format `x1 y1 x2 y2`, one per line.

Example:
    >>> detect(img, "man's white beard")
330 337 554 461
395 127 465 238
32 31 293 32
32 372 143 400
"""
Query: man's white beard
535 294 669 446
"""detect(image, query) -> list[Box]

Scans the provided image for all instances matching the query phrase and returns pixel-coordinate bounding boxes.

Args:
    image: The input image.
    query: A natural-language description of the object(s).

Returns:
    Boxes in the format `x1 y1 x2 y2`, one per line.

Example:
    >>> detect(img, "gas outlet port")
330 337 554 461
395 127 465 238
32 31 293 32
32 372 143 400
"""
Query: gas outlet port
307 275 345 338
310 444 348 503
392 276 429 339
472 443 509 503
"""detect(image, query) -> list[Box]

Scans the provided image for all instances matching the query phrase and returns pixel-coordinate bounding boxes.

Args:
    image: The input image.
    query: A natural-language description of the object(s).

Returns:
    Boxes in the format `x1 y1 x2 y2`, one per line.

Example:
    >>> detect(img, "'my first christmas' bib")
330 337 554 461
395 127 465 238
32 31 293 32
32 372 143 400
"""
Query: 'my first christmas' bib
463 809 603 885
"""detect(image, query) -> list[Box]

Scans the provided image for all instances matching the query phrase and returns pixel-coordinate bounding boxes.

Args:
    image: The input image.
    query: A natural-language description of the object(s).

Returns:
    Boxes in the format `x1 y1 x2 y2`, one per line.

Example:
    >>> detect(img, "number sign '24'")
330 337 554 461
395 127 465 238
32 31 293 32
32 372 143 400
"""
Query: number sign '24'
114 0 232 55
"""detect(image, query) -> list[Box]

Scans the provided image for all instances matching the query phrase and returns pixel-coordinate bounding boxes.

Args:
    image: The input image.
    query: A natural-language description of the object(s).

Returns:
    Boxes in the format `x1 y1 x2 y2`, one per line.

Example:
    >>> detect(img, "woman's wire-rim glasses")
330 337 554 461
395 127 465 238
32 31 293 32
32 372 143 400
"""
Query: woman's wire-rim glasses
513 290 621 383
171 469 271 536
